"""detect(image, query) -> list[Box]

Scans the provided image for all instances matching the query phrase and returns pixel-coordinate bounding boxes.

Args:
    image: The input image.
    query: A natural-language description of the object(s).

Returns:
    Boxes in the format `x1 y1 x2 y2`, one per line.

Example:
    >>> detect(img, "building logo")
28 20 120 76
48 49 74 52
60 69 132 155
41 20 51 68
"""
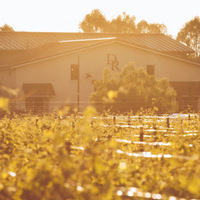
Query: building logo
107 54 120 71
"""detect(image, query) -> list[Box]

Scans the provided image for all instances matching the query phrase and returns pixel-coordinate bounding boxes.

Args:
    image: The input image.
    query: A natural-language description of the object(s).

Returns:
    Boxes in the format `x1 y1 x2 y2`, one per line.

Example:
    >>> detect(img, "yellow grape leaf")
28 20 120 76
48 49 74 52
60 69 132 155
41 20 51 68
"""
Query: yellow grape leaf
188 177 200 194
107 90 118 100
0 98 9 111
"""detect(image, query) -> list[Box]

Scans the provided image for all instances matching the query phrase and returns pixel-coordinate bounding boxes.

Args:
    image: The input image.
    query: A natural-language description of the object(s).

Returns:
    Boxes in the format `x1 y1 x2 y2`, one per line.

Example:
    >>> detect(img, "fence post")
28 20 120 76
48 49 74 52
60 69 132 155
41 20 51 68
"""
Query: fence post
139 126 144 152
139 126 143 142
72 121 75 129
139 114 141 122
167 117 170 129
35 119 39 127
113 116 116 125
128 115 131 126
154 125 157 141
90 120 93 128
65 141 72 154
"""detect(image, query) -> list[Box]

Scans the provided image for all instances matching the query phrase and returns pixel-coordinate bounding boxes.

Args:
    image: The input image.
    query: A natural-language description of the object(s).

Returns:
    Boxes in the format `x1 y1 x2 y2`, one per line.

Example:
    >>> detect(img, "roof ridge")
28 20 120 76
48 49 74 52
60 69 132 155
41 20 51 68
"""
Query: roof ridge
0 31 163 35
59 37 117 43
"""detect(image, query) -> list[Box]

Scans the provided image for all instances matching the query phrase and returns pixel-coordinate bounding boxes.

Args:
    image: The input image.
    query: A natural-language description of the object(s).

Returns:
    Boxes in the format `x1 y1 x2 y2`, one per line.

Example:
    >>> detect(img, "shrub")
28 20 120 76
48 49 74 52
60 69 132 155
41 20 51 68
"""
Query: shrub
90 62 177 114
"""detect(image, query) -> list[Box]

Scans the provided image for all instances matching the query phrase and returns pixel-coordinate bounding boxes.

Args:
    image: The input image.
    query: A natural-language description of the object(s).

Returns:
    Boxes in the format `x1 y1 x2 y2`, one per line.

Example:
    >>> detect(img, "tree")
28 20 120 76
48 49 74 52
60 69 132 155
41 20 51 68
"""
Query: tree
79 10 136 33
79 9 168 34
137 20 149 33
148 23 167 34
177 16 200 57
90 63 177 114
108 12 136 33
79 9 108 33
0 24 14 32
137 20 167 34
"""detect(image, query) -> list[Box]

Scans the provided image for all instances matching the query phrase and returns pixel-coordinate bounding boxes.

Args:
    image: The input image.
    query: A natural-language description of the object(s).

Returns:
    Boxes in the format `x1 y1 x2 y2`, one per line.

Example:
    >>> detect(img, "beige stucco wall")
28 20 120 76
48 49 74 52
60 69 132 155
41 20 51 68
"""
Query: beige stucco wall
13 42 200 111
0 69 15 88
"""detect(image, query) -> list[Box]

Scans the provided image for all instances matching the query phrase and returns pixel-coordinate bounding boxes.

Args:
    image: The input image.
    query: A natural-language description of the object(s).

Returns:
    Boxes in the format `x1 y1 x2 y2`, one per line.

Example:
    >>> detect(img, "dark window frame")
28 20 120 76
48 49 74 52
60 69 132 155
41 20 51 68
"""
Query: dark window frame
146 65 155 75
70 64 79 80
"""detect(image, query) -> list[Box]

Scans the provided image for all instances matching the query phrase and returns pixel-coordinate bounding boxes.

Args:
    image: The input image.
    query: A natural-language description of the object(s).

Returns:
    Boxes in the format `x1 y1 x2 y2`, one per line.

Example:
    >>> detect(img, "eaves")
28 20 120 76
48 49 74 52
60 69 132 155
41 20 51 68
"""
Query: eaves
8 38 200 69
10 39 118 69
117 39 200 66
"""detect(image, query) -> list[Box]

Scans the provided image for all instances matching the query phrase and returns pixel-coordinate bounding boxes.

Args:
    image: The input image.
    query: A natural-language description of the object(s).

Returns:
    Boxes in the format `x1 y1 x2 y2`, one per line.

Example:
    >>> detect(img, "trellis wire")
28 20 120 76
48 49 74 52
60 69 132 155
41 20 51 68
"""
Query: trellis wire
71 145 199 160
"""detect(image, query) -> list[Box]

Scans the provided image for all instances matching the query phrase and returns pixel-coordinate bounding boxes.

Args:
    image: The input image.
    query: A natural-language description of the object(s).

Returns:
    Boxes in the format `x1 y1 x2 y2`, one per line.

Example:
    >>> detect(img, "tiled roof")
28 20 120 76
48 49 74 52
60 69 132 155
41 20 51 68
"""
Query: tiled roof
0 37 116 67
0 32 194 53
0 32 197 68
119 34 192 53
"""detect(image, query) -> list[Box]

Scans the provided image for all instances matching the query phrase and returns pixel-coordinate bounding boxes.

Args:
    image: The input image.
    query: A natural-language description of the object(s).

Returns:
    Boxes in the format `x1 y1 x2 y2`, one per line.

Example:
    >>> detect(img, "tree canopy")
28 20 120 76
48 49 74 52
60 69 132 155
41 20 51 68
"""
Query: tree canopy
90 63 177 114
79 9 167 34
177 16 200 57
79 9 107 33
137 20 167 34
0 24 14 32
108 12 136 33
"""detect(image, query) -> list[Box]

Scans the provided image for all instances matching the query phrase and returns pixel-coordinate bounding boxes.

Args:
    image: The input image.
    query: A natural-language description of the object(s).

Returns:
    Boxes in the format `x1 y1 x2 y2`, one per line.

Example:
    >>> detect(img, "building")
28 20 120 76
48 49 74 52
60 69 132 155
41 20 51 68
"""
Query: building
0 32 200 113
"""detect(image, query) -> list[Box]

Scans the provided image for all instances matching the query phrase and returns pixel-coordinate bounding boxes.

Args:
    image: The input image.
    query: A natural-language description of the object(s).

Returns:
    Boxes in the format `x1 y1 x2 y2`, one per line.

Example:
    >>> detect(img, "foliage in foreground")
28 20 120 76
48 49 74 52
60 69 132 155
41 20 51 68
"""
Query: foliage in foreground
1 106 200 199
90 62 178 114
177 16 200 58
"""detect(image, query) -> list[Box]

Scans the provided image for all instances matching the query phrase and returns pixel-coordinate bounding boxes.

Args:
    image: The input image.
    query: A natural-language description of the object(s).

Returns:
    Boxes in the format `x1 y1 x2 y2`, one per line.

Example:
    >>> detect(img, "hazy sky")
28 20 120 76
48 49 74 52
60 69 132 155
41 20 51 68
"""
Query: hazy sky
0 0 199 38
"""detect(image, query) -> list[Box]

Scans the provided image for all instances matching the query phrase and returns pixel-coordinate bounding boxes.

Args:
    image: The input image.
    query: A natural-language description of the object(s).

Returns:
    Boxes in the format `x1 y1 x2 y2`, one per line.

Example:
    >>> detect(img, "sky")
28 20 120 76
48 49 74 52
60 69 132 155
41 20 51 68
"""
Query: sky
0 0 199 38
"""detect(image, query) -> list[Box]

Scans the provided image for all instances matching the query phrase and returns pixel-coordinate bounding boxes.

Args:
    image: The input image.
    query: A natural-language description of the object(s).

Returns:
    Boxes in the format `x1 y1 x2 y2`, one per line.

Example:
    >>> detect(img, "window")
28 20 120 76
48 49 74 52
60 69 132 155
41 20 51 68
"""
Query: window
71 64 79 80
25 97 49 113
146 65 155 75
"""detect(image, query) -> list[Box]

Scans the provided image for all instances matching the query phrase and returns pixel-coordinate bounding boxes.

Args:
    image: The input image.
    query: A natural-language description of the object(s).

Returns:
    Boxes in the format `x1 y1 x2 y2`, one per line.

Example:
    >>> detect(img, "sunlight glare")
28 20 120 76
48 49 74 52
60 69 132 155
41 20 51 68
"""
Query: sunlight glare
117 190 123 196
